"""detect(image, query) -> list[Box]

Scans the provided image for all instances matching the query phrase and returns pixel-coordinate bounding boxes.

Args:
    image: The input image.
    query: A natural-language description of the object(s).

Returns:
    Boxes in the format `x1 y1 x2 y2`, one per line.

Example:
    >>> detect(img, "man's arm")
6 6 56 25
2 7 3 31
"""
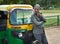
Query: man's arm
31 15 44 26
41 15 46 22
39 13 46 22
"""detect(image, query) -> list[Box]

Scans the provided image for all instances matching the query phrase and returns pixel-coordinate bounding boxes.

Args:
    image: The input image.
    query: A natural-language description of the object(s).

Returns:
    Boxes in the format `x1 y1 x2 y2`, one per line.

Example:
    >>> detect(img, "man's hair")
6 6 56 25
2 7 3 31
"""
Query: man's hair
34 4 40 9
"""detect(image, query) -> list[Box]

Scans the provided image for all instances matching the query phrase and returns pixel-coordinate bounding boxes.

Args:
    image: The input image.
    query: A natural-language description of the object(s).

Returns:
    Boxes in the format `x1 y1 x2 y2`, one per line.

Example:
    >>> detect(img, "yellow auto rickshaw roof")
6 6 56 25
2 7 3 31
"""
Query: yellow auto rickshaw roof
0 5 8 11
0 4 33 11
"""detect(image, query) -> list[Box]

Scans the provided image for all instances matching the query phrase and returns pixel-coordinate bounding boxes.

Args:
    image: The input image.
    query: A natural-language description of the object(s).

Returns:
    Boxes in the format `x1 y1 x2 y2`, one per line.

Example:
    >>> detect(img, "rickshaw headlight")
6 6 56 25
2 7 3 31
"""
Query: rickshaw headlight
18 33 23 38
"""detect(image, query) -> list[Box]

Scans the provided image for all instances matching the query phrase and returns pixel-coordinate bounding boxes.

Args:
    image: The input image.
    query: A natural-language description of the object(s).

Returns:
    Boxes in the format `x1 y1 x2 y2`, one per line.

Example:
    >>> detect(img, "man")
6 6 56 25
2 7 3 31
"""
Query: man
31 4 48 44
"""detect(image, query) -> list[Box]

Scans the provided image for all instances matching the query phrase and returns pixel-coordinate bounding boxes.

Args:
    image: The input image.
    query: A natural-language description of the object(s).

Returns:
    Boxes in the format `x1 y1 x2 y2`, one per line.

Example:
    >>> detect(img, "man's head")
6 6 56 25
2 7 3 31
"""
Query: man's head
34 4 40 13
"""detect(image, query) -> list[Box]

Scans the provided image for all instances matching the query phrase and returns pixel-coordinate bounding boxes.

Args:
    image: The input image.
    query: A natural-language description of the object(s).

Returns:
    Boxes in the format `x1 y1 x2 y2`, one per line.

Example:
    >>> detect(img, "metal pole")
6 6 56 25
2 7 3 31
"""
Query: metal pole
57 15 59 26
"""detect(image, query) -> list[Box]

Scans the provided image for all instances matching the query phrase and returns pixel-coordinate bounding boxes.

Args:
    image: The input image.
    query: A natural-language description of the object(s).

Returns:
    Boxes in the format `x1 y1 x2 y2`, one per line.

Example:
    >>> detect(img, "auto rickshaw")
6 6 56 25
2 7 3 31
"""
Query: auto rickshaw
0 4 35 44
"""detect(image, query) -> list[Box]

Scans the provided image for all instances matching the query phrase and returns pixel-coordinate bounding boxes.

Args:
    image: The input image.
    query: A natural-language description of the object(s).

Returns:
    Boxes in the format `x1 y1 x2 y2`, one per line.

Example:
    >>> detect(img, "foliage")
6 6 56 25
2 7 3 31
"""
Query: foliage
0 0 60 9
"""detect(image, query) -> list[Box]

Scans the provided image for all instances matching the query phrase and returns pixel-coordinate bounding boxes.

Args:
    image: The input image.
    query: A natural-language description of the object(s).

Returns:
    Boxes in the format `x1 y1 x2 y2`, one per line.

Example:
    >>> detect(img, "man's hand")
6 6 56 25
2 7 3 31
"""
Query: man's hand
37 12 42 18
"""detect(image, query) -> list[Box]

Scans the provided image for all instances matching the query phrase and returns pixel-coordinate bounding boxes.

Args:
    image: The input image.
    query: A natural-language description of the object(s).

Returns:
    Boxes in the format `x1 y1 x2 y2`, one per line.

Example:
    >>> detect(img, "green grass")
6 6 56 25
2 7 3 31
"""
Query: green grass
40 10 60 27
45 16 60 27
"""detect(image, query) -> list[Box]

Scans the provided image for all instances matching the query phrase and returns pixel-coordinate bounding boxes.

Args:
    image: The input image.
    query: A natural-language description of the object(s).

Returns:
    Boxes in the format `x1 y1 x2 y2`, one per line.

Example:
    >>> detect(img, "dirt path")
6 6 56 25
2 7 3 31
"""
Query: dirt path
43 13 60 16
45 26 60 44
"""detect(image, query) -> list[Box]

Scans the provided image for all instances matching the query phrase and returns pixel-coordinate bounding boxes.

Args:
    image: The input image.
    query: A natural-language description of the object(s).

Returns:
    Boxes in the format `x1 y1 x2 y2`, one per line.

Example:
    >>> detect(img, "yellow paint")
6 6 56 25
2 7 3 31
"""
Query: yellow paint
11 24 33 31
0 4 33 31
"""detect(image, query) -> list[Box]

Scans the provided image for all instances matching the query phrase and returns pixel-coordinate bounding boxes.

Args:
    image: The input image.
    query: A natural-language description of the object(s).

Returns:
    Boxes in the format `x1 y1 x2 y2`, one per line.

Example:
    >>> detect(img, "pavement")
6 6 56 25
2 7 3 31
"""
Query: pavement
45 26 60 44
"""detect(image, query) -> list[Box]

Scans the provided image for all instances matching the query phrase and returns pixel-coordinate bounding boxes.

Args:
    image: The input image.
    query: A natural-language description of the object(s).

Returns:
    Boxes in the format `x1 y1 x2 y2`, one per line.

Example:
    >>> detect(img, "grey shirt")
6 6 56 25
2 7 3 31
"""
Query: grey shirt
31 13 46 34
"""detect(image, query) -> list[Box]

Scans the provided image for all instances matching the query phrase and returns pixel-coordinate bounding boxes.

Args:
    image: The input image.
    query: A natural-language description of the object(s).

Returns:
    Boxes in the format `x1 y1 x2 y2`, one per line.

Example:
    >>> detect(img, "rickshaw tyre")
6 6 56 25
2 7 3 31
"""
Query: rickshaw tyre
3 38 8 44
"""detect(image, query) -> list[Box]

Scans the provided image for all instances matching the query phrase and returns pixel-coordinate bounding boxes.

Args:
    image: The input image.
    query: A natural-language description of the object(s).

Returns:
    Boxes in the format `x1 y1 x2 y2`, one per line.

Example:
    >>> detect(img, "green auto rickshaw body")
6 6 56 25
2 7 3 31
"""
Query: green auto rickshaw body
0 4 34 44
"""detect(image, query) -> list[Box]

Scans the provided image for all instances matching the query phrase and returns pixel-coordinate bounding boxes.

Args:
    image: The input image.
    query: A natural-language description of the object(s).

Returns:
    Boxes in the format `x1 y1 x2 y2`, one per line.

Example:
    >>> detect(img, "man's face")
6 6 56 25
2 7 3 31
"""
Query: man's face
34 8 39 13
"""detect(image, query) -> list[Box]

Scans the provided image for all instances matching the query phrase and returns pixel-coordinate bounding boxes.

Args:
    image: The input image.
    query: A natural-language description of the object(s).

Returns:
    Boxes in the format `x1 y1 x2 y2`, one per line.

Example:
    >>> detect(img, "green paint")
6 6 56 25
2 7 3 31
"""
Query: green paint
7 28 27 44
0 28 27 44
0 31 6 44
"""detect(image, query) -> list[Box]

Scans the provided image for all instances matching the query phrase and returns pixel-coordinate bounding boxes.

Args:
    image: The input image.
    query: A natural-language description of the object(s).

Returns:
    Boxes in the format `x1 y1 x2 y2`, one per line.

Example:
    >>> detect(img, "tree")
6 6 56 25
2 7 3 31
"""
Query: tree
0 0 60 8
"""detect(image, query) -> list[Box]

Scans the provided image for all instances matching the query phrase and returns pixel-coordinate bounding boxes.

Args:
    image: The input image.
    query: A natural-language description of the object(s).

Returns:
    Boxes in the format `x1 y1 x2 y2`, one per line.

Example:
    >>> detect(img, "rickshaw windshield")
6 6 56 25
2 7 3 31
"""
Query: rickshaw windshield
10 9 33 25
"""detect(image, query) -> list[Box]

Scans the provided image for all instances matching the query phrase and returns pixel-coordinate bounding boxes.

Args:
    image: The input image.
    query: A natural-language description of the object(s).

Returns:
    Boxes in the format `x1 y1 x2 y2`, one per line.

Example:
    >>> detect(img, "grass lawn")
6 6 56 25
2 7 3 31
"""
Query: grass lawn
45 16 60 27
40 10 60 16
40 10 60 27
